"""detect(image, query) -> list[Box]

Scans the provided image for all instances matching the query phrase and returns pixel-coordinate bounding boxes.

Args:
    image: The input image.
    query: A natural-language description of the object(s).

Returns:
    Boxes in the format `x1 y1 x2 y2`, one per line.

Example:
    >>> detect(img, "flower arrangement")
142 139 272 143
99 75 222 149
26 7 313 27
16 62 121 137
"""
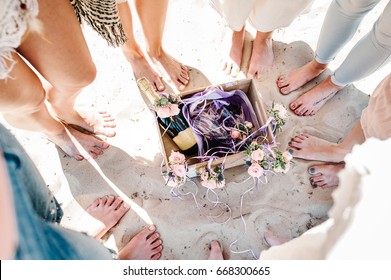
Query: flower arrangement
197 164 225 189
230 121 253 141
154 92 181 118
244 141 293 178
267 102 288 134
165 151 187 187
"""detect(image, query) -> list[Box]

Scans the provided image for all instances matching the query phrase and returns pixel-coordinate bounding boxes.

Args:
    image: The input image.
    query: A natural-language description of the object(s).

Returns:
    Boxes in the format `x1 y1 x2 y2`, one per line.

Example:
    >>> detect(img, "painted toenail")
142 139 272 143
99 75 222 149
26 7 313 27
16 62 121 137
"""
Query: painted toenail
149 225 156 231
309 168 315 174
289 149 294 155
291 104 296 109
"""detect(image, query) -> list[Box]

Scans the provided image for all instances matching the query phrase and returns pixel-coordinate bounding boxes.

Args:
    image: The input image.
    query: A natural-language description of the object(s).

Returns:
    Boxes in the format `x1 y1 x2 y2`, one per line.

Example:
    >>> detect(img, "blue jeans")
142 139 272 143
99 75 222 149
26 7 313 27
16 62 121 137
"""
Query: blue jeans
0 124 114 259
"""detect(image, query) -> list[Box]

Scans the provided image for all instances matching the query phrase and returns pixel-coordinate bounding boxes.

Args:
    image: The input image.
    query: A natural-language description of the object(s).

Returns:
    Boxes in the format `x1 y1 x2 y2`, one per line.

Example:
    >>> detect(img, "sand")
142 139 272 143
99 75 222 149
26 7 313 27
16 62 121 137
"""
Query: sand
1 0 390 260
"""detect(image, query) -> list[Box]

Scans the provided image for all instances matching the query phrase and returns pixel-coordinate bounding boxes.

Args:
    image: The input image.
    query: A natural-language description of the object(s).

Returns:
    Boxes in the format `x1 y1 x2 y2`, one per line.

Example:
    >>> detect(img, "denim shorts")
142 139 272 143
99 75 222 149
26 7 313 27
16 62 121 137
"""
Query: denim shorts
0 124 114 259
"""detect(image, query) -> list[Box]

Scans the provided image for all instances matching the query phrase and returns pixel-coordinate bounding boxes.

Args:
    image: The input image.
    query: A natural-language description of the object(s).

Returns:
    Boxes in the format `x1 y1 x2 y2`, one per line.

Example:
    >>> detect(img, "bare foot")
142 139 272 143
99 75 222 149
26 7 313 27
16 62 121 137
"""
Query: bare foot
223 28 245 78
123 47 165 92
276 60 328 95
149 49 189 91
50 105 116 137
290 76 344 116
118 225 163 260
46 124 109 160
208 240 224 260
288 133 346 162
308 163 345 188
264 229 289 247
86 196 130 239
247 31 273 79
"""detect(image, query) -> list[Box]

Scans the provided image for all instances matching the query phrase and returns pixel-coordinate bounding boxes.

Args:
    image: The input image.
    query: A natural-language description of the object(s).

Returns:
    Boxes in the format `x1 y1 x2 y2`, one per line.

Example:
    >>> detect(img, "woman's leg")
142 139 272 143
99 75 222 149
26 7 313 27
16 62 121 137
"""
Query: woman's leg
117 1 165 91
286 0 390 116
0 54 109 160
247 30 273 79
17 0 116 137
134 0 189 90
332 0 391 86
277 0 380 95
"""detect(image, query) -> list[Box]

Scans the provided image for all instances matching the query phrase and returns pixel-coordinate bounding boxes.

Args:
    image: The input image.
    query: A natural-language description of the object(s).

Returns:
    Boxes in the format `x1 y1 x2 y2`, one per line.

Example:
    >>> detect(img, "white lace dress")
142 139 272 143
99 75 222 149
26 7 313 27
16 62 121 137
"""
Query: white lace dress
0 0 38 80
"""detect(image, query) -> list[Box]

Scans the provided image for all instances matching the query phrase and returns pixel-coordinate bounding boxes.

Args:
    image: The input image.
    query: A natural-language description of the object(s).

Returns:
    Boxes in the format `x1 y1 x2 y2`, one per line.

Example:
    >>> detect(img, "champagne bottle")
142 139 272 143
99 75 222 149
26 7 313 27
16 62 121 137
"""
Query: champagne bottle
137 77 198 156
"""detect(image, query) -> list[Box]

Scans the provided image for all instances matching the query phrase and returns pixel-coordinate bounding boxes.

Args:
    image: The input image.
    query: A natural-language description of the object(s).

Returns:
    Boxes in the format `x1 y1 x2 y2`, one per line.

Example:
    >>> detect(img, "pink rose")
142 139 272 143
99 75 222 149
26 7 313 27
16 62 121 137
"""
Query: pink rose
247 163 264 178
169 151 186 164
230 129 241 139
251 149 265 162
168 104 180 116
172 164 186 177
283 151 293 163
156 106 172 118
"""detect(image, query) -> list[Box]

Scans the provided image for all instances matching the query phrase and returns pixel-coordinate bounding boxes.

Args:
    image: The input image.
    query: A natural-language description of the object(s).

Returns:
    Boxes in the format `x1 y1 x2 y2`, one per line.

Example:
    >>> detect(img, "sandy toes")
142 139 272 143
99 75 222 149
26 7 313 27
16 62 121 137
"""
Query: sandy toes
50 104 117 137
46 124 109 160
149 49 189 91
288 133 342 162
118 225 163 260
308 163 345 188
276 60 327 95
86 196 129 239
289 76 344 116
222 28 245 78
208 240 224 260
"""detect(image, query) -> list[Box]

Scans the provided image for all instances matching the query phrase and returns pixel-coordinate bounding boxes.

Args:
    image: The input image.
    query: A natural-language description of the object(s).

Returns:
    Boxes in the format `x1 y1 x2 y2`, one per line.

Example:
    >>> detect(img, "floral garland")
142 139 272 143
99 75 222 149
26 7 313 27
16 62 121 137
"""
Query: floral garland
153 92 181 118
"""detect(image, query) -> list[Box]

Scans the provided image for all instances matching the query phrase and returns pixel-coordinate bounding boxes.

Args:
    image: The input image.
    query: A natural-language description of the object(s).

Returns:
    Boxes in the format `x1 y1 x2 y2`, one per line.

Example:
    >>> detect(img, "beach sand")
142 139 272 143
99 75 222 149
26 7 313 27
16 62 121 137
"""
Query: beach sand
1 0 390 260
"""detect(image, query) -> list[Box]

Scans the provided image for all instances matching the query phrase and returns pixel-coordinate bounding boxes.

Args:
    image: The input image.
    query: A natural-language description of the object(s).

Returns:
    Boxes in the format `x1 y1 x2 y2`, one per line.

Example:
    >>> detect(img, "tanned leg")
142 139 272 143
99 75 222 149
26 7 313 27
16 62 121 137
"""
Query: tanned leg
18 0 116 138
135 0 189 90
117 2 165 92
247 30 273 79
0 54 109 160
222 26 246 78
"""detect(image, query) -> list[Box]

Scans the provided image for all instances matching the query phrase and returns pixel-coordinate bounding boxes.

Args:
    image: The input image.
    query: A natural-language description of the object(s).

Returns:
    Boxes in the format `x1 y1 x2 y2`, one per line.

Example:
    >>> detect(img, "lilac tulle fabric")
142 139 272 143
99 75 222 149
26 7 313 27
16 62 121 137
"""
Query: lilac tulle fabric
181 87 262 157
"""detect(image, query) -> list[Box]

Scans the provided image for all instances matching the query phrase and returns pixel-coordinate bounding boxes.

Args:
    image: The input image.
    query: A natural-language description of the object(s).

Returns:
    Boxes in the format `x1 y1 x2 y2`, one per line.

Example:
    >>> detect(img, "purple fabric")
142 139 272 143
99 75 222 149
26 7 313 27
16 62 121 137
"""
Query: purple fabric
181 87 267 158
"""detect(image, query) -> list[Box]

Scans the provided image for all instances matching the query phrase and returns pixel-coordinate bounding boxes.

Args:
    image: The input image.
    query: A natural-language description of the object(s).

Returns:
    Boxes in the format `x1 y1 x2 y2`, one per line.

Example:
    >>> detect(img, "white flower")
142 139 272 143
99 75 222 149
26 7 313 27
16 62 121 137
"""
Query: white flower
273 103 288 120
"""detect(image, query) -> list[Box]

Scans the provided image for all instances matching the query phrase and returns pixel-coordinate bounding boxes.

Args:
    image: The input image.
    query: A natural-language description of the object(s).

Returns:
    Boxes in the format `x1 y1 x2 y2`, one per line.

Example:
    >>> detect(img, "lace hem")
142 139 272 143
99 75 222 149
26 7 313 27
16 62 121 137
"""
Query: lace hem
0 0 38 80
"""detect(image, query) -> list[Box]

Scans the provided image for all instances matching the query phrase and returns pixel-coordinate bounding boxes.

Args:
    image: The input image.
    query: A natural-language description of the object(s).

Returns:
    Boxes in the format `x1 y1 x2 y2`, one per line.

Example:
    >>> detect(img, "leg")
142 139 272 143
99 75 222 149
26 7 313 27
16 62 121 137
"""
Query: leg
288 121 365 162
276 0 380 95
222 26 246 77
208 240 224 260
331 1 391 86
118 225 163 260
0 54 109 160
247 30 273 79
308 163 345 188
18 0 116 137
86 196 129 239
134 0 189 90
117 1 165 91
